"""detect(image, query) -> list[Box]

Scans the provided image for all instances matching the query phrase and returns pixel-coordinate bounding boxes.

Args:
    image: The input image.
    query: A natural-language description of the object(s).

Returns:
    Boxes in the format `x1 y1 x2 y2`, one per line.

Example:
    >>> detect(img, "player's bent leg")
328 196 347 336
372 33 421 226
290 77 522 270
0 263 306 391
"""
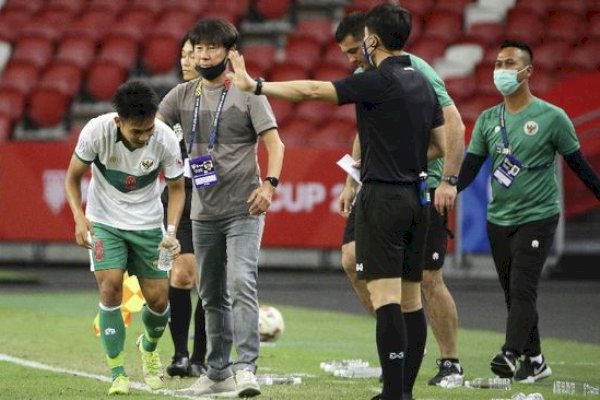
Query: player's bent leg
341 241 375 315
138 278 170 390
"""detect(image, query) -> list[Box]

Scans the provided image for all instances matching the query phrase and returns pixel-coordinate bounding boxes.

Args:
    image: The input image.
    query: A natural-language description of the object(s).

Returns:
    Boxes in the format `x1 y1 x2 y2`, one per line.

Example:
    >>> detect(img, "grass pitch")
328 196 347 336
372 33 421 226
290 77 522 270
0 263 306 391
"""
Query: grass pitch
0 291 598 399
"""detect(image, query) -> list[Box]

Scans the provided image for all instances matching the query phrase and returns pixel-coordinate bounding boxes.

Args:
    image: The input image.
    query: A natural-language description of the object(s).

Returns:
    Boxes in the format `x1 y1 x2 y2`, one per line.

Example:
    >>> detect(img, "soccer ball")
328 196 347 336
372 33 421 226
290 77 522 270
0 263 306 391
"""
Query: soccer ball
258 305 285 342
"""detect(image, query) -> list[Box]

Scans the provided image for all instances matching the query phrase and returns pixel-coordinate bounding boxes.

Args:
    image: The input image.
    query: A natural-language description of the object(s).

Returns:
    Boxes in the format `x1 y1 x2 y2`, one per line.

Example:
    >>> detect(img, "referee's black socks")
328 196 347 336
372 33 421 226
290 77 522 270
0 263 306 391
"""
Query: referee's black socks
168 286 192 357
376 303 407 399
403 308 427 397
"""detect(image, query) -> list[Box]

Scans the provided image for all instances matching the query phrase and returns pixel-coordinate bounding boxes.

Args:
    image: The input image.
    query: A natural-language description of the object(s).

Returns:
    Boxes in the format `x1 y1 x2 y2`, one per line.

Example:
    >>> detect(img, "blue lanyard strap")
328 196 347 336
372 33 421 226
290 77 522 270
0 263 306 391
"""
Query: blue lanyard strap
188 80 229 155
498 104 553 171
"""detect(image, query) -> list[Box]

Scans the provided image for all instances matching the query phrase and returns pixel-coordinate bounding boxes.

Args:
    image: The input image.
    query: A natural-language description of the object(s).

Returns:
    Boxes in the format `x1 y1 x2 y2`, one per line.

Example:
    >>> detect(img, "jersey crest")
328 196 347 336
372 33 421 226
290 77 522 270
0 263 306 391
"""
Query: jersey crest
523 121 539 136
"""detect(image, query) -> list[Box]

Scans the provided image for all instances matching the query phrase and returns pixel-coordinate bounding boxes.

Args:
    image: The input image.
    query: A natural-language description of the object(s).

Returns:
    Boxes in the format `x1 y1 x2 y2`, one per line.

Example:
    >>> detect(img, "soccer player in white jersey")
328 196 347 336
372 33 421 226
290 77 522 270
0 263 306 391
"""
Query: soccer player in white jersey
64 80 185 395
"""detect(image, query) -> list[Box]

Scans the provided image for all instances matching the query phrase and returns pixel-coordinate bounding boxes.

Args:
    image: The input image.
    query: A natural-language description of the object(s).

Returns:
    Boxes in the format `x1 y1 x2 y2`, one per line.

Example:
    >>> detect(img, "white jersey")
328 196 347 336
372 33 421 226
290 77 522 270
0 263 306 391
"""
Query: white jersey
74 113 183 230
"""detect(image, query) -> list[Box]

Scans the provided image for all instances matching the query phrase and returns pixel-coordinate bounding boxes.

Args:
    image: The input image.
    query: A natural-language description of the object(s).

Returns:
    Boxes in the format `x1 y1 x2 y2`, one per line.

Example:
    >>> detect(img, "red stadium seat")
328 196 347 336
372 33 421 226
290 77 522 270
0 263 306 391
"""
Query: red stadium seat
481 45 501 66
458 94 500 125
142 32 180 74
241 45 277 75
127 0 165 15
39 62 83 97
2 0 45 14
322 42 354 72
0 60 40 95
533 41 573 70
97 36 139 70
244 59 270 81
291 19 334 45
435 0 474 14
295 101 337 128
0 112 12 142
444 76 477 102
55 36 96 69
512 0 549 16
269 63 309 82
563 40 600 71
345 0 381 13
85 61 128 101
37 9 76 25
27 83 71 127
11 37 54 71
157 10 197 37
118 8 157 31
504 10 544 45
331 105 356 126
0 10 30 42
554 0 589 14
45 0 87 14
269 99 294 127
528 67 556 94
474 63 497 95
465 23 504 47
407 37 447 63
307 119 356 148
313 64 349 81
399 0 435 20
201 10 240 25
63 10 116 42
86 0 127 14
255 0 291 20
20 20 66 41
423 10 464 43
278 118 315 147
544 10 587 44
285 36 323 71
164 0 206 15
0 85 26 120
589 14 600 39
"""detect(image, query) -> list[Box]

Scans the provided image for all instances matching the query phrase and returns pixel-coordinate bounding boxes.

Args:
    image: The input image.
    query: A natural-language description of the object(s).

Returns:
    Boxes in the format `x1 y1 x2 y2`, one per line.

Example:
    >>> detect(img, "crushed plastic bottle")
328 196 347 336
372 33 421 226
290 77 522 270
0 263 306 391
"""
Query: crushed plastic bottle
440 373 464 388
257 375 302 385
333 366 382 378
320 359 369 373
464 377 511 390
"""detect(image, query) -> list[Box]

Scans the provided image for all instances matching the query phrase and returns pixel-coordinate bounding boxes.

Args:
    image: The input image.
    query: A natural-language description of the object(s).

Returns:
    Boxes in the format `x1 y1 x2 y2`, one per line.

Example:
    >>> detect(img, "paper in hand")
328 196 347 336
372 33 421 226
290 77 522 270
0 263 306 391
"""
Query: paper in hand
336 154 361 185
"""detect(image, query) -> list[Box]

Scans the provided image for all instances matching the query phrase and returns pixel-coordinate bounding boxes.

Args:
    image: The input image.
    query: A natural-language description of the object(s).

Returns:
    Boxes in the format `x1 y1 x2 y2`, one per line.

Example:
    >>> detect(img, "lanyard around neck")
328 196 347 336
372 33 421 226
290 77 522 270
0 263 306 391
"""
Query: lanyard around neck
498 104 553 171
188 80 229 155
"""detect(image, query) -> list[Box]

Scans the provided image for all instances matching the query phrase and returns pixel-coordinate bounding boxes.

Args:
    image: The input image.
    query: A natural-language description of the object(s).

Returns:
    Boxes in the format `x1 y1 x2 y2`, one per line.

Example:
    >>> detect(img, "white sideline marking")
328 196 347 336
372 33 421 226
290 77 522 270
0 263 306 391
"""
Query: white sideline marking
0 353 207 399
553 361 600 366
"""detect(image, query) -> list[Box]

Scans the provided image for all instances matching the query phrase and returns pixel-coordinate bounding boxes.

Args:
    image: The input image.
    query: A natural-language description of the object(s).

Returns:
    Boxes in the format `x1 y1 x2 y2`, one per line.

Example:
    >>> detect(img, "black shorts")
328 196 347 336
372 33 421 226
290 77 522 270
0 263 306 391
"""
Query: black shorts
423 189 449 270
354 182 429 282
162 180 194 255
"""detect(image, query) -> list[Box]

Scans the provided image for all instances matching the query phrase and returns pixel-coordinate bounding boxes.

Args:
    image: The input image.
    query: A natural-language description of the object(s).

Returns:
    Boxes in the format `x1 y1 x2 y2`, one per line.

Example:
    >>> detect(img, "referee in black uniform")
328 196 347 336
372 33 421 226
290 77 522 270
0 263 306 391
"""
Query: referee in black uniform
227 4 445 399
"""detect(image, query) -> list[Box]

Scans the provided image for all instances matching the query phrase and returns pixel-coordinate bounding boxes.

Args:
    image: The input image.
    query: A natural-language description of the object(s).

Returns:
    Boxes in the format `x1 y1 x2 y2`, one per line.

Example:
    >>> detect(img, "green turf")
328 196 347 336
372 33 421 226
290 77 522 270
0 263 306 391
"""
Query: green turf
0 291 598 399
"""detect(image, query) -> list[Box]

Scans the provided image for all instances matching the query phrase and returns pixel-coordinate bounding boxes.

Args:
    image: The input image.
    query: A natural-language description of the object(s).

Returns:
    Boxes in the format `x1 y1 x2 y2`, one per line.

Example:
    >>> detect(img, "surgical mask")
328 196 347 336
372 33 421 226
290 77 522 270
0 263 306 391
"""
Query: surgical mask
361 37 376 68
493 66 528 95
196 56 228 80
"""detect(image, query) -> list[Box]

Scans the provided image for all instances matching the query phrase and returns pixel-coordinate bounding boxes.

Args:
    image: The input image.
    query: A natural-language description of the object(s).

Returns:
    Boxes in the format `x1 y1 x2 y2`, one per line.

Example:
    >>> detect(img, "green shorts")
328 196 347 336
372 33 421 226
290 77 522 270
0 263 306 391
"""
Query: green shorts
89 222 167 279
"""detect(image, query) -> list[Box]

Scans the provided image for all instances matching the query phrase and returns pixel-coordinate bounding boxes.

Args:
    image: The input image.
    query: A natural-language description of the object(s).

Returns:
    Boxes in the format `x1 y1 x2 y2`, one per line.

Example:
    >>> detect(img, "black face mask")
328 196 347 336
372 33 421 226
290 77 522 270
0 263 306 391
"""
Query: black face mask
195 57 228 81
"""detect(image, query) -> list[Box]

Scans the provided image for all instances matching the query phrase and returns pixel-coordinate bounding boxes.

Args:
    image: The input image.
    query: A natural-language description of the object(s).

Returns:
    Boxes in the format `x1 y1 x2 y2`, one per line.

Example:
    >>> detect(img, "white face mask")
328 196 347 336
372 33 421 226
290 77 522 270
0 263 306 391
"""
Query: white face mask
493 66 529 95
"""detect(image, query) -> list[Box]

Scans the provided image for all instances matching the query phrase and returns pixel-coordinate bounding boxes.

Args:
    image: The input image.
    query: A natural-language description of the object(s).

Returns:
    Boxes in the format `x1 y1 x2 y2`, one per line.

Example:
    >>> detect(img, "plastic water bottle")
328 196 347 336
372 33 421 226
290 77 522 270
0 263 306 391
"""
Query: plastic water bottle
157 225 176 271
333 366 381 378
465 377 511 389
553 381 577 395
257 375 302 385
510 393 527 400
320 359 369 373
584 383 600 396
525 393 544 400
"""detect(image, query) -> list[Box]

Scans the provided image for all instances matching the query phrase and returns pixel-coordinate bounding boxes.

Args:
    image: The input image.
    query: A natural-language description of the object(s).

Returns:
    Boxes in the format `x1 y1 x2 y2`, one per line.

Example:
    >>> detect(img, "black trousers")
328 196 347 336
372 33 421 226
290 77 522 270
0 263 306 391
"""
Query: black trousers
487 214 559 357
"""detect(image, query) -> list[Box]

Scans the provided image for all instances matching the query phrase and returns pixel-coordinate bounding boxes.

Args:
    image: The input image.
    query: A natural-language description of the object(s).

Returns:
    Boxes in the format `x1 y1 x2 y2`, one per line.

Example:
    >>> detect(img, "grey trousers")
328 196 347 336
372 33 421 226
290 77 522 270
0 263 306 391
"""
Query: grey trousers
192 214 265 381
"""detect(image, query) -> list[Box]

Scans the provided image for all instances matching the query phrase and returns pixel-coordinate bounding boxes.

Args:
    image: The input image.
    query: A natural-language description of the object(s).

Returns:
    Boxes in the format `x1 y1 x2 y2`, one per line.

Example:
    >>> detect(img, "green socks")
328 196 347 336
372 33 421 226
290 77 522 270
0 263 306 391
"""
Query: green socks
99 303 126 379
141 304 170 352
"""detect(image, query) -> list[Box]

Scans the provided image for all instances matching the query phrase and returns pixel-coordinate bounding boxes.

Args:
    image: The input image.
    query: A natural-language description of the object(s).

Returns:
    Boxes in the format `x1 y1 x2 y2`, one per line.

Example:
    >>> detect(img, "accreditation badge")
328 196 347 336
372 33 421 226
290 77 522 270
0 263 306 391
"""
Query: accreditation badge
493 153 522 188
189 154 218 188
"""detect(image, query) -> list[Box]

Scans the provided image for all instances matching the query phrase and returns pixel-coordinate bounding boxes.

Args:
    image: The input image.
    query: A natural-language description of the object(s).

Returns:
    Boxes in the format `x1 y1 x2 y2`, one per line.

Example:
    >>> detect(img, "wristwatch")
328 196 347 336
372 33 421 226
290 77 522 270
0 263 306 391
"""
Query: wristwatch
254 77 264 95
264 176 279 188
442 175 458 186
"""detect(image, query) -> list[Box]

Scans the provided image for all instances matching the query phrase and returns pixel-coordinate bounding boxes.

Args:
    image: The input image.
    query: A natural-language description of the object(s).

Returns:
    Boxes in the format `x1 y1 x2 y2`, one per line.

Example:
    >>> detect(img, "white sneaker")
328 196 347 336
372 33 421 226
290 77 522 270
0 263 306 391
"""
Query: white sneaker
235 369 261 397
177 375 237 396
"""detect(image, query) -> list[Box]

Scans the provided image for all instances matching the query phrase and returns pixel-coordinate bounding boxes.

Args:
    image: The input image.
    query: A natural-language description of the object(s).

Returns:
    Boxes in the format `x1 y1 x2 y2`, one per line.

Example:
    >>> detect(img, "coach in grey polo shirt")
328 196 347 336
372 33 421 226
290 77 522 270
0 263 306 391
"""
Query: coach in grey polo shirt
158 19 284 398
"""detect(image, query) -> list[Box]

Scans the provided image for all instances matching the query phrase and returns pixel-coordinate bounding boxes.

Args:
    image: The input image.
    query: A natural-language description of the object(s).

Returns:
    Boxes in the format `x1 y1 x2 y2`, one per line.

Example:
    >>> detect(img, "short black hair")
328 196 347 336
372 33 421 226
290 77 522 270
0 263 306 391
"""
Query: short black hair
500 40 534 64
365 3 411 51
189 19 238 49
180 32 191 50
335 11 366 43
112 80 159 120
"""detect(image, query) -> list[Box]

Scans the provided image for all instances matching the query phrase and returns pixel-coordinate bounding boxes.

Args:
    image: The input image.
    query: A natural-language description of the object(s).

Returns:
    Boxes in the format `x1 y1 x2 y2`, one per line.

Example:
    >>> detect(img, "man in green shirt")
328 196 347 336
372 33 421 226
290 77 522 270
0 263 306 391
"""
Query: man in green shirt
458 40 600 383
335 11 466 390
